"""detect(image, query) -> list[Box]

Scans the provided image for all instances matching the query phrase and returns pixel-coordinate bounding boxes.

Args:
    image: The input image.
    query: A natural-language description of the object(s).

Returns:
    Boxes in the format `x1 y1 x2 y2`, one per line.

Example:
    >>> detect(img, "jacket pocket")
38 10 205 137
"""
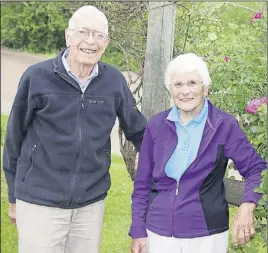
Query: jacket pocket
22 143 39 183
103 147 111 163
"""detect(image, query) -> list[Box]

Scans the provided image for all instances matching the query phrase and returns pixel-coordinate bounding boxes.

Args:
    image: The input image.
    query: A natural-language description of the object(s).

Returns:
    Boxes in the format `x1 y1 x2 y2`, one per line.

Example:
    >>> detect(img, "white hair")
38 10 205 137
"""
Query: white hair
68 5 108 35
164 53 211 90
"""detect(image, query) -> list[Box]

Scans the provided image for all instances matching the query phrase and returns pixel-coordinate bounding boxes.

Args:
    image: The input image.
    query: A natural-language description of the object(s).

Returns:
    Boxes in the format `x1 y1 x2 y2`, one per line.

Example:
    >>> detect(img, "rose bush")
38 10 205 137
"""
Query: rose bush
245 97 267 114
230 99 267 253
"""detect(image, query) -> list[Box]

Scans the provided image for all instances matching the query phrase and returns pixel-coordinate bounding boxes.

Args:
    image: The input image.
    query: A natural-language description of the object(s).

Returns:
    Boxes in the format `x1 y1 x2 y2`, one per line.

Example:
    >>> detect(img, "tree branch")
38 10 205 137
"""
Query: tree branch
115 42 132 85
147 1 177 11
226 3 259 13
131 68 144 93
115 5 145 25
182 12 191 52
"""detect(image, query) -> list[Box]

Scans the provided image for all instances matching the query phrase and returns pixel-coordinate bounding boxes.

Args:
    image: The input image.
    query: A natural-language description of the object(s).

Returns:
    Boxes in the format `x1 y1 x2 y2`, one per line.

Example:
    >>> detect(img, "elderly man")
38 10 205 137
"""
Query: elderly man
3 5 146 253
129 53 266 253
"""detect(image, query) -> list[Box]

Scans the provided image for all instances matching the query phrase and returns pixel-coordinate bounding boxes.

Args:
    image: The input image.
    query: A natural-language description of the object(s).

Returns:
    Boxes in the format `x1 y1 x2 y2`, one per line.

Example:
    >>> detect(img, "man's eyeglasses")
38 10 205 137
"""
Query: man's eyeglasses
70 28 109 43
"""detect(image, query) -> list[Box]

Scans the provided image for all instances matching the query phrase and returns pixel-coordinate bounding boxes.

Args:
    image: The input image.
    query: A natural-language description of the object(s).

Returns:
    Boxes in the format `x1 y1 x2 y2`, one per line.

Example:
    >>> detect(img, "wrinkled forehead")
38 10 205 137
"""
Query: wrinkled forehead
70 13 108 34
171 70 202 83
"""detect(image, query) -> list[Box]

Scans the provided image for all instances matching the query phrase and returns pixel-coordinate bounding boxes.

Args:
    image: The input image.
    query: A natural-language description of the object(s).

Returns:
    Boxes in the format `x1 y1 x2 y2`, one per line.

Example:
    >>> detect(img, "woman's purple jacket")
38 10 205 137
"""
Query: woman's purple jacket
129 100 266 239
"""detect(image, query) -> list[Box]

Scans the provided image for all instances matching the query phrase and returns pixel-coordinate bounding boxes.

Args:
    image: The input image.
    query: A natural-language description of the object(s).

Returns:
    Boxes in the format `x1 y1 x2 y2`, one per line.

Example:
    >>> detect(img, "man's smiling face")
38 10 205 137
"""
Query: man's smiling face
65 14 109 67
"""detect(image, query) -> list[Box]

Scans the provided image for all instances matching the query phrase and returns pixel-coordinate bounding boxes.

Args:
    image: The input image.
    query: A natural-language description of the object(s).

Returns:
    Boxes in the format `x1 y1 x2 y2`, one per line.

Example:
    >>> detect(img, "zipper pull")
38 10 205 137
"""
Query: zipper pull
32 144 37 152
175 183 179 196
81 94 84 109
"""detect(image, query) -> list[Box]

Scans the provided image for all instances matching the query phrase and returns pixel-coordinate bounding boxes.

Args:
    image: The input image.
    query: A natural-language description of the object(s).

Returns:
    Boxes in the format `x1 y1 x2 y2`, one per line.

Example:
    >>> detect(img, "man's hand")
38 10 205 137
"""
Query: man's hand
8 203 16 225
232 202 256 246
130 238 147 253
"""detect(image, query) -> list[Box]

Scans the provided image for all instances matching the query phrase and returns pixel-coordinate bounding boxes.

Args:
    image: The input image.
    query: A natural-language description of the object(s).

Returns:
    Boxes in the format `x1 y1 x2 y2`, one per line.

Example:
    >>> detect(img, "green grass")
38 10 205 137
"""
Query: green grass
100 155 133 252
1 114 8 146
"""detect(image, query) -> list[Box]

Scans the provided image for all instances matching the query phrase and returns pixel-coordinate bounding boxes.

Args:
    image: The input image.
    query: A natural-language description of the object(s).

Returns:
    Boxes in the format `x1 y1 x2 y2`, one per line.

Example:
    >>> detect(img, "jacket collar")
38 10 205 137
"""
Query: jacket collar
196 100 223 158
205 99 224 132
52 48 107 76
164 99 223 132
61 48 99 78
167 98 208 125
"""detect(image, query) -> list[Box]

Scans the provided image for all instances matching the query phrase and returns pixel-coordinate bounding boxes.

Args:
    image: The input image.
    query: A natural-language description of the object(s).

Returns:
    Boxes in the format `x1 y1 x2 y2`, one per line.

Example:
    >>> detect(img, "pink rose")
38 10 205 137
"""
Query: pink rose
245 97 267 114
224 56 230 63
250 12 263 23
253 12 263 19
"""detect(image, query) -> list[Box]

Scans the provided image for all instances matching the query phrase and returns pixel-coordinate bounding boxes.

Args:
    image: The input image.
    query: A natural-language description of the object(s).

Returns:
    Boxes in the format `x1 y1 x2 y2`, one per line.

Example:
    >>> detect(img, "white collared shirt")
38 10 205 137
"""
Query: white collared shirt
61 48 98 93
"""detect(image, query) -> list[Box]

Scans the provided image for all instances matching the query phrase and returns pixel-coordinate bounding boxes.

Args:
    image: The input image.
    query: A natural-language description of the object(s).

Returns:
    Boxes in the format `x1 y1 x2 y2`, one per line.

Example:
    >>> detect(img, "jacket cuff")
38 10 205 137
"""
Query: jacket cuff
240 192 262 207
8 193 16 203
129 226 148 239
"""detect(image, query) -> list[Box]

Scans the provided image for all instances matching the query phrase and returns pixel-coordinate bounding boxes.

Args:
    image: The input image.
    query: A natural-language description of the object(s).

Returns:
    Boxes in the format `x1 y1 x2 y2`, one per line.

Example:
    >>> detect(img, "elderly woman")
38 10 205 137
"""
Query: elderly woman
129 53 266 253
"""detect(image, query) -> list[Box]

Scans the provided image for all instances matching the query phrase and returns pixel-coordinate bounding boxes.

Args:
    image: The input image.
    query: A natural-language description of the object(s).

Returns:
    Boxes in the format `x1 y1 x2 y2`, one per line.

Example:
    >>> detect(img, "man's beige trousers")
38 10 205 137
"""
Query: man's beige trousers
16 199 105 253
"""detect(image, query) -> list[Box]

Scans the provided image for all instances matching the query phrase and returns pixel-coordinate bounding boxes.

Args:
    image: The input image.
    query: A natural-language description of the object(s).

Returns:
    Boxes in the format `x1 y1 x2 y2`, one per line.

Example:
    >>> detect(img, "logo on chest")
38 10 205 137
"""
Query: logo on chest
88 99 104 104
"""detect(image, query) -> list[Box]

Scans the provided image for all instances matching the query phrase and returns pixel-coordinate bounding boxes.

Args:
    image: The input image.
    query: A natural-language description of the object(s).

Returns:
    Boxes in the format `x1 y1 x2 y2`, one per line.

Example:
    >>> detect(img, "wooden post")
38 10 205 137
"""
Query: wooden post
141 2 176 118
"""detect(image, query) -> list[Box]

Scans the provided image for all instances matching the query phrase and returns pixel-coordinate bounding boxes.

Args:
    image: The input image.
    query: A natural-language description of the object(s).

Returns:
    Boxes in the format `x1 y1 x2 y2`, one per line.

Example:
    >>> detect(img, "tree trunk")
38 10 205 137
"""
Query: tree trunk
119 2 176 180
118 128 137 181
141 2 176 117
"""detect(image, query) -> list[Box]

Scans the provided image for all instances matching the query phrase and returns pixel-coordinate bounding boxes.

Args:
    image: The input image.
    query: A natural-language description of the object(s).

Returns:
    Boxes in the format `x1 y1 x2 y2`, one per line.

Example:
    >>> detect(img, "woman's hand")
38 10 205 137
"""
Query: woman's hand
130 238 147 253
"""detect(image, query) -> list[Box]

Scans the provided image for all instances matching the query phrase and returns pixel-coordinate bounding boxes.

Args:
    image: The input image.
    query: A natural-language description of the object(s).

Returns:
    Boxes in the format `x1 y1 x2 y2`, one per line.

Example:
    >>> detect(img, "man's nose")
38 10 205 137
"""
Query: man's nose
85 32 95 44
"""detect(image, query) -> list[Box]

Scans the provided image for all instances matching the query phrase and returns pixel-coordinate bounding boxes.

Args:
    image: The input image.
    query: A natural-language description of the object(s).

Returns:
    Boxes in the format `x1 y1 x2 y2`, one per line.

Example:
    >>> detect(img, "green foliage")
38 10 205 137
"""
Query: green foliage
174 2 266 116
228 105 267 253
240 105 267 161
1 2 71 53
243 105 267 246
1 2 147 72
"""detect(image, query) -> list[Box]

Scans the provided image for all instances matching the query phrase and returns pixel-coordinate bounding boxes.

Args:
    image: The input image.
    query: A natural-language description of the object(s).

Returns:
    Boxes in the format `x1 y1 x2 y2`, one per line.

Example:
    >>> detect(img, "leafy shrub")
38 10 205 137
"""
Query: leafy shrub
229 101 267 253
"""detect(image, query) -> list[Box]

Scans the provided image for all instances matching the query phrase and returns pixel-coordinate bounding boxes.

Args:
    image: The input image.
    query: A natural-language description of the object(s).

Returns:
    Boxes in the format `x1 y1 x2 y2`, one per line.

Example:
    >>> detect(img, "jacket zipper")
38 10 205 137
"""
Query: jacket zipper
68 94 85 207
81 94 84 109
161 125 178 237
171 182 179 236
22 144 38 182
175 182 179 196
163 149 178 237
